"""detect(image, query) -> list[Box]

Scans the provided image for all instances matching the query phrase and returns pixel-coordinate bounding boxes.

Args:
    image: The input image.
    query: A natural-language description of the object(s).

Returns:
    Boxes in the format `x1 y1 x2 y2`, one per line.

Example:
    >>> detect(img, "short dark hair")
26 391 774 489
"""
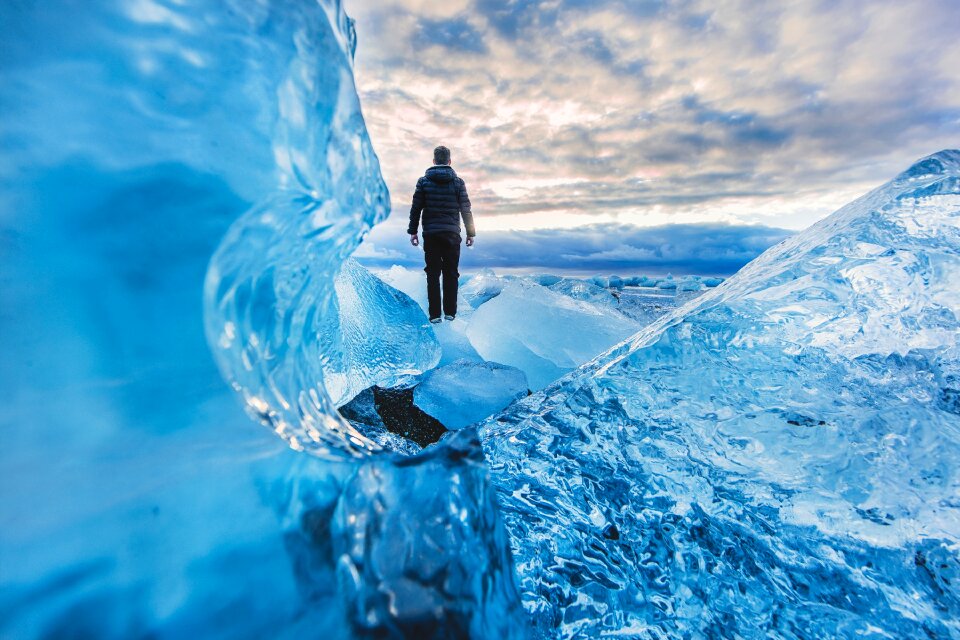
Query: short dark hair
433 145 451 165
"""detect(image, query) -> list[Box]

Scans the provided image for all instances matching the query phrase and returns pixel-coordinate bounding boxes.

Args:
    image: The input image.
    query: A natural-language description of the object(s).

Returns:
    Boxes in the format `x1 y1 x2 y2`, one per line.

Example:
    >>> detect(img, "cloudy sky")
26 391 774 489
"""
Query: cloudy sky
347 0 960 274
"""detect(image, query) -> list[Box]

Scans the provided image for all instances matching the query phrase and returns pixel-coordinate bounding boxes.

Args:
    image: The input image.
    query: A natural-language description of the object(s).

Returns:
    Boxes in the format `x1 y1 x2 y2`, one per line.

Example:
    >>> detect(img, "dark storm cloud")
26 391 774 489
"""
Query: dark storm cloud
356 222 793 275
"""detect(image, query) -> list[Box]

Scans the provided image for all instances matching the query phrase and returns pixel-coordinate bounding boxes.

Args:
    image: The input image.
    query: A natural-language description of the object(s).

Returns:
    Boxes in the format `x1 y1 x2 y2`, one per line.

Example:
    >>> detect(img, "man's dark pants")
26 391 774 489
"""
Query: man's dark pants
423 231 461 319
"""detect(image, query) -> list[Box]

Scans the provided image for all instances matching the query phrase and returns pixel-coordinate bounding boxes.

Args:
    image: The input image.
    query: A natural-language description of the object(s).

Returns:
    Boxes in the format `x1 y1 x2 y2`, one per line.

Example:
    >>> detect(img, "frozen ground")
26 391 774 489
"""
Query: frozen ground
372 266 713 389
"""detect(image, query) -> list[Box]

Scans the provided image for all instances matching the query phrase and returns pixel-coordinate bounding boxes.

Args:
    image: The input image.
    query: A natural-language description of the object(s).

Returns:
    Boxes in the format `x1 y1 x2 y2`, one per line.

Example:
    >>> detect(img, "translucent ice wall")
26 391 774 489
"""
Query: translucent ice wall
195 2 434 457
0 1 521 637
0 1 380 635
480 150 960 638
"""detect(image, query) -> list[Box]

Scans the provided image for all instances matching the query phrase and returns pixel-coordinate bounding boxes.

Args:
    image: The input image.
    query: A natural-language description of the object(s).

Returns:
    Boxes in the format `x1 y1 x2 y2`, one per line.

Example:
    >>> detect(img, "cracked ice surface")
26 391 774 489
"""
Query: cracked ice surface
480 150 960 639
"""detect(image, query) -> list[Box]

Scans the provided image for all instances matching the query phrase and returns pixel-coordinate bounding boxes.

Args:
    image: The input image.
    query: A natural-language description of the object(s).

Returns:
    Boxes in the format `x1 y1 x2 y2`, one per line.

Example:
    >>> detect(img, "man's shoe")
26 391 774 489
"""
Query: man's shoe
444 314 456 321
429 317 442 324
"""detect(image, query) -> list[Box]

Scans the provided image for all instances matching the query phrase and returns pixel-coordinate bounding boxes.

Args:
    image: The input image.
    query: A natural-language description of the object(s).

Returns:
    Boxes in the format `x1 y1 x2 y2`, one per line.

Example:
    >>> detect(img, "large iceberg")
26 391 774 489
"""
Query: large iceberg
479 150 960 638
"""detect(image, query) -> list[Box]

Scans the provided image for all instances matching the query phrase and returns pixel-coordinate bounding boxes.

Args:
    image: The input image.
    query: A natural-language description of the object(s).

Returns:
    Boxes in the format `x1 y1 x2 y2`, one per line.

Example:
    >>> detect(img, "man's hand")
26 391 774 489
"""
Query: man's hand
465 236 475 247
410 234 419 247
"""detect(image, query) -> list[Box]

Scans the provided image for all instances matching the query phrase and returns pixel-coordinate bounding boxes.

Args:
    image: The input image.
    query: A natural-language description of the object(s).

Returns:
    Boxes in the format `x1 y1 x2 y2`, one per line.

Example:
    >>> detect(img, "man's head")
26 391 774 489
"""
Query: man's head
433 145 451 166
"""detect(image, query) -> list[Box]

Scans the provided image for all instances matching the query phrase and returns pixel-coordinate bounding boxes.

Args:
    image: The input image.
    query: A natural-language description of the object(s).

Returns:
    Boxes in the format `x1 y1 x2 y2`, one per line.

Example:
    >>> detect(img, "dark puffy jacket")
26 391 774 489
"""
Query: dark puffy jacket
407 165 475 237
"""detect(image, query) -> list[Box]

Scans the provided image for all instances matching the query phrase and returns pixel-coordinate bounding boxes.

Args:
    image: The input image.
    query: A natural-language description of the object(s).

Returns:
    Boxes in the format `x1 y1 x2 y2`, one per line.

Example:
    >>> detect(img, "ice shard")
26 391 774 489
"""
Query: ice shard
327 259 440 407
480 150 960 638
413 359 529 430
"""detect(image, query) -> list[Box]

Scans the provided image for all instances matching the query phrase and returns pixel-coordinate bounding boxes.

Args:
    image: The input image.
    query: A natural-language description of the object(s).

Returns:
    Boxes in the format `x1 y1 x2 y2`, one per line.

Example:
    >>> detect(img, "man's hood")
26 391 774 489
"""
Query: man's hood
425 165 457 184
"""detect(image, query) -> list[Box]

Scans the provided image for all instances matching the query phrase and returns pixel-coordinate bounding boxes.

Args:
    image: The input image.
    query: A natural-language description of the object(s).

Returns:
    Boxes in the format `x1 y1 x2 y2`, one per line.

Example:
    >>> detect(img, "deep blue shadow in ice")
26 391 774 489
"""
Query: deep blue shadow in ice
0 1 528 638
17 162 246 433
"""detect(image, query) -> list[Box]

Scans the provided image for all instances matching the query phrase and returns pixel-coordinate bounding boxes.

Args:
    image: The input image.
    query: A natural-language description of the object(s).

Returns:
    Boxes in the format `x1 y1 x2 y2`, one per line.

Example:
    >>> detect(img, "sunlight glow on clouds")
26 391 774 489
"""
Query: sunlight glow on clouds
346 0 960 272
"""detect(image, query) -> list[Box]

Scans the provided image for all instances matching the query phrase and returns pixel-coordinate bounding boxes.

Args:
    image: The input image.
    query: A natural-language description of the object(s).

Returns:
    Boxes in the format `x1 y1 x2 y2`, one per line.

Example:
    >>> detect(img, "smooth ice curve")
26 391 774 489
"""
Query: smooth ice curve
200 3 444 459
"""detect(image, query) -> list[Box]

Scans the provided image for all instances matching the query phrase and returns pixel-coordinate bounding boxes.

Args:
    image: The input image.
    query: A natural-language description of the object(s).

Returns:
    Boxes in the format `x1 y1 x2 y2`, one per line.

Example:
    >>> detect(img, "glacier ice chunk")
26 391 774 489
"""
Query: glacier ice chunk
374 265 482 365
656 273 677 288
432 316 485 366
480 150 960 639
529 273 563 286
677 275 705 291
460 268 510 308
466 279 641 390
413 359 529 429
326 259 440 407
374 264 432 311
332 432 532 638
548 277 618 307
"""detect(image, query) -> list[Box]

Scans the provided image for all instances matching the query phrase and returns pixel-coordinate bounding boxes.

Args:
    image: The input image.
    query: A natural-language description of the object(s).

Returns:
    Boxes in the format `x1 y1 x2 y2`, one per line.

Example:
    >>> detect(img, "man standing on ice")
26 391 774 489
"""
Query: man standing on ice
408 145 476 323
